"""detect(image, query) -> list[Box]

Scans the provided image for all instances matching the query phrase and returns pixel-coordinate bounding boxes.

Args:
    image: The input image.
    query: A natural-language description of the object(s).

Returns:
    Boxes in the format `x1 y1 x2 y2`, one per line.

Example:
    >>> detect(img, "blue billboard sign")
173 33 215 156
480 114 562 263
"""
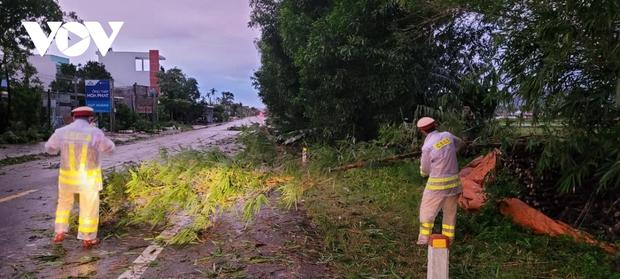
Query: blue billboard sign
85 80 111 113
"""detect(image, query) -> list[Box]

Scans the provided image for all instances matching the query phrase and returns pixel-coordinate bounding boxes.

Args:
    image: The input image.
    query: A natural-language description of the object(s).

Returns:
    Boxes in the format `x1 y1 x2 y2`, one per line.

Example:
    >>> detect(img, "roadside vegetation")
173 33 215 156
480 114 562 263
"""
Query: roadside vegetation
98 125 619 278
293 126 618 278
99 126 288 246
247 1 620 274
0 154 44 167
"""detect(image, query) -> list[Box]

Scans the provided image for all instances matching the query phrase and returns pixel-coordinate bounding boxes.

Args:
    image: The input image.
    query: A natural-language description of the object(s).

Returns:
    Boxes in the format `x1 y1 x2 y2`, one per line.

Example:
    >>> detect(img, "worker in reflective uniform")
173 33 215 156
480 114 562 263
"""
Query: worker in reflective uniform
45 106 115 248
416 117 464 245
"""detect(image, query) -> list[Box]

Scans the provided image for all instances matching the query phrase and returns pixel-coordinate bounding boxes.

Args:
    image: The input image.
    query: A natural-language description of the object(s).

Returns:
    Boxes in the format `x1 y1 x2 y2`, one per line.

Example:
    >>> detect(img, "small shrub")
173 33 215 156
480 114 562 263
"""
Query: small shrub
235 124 277 167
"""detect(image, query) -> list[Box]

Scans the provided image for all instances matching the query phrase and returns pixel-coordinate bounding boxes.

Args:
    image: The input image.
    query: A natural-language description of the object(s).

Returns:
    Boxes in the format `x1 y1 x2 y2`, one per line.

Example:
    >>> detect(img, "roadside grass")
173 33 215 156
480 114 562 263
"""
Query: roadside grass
98 125 619 278
278 138 620 278
0 154 43 167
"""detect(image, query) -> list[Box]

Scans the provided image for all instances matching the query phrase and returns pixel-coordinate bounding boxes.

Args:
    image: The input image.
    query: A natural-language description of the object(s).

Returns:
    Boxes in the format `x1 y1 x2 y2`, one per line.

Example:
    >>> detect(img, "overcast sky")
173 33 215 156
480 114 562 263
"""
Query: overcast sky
52 0 263 108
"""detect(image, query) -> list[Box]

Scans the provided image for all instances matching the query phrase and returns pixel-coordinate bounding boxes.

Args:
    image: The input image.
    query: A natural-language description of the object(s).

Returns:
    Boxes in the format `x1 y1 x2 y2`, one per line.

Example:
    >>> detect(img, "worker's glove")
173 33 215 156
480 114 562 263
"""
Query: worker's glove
420 170 429 178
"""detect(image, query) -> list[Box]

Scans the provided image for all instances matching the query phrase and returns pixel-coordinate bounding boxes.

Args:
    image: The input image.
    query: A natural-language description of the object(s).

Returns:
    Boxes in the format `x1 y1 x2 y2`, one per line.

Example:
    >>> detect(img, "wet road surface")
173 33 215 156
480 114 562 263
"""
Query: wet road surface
0 117 262 278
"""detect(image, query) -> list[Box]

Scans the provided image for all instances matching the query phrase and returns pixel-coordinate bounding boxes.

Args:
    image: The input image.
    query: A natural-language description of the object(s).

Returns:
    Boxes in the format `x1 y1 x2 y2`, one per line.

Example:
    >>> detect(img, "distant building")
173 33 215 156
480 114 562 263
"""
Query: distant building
114 84 157 116
97 49 165 96
203 105 214 123
27 54 70 90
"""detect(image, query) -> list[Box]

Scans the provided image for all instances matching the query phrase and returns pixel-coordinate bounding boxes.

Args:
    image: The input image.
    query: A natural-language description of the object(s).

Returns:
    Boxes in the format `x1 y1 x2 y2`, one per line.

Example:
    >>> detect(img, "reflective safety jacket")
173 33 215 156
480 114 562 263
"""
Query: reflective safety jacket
420 130 463 196
45 119 115 191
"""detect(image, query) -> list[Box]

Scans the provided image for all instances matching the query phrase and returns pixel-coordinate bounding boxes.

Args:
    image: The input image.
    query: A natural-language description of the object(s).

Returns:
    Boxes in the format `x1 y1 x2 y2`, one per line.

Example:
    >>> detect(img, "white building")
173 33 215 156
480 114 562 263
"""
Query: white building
97 49 165 93
27 54 70 90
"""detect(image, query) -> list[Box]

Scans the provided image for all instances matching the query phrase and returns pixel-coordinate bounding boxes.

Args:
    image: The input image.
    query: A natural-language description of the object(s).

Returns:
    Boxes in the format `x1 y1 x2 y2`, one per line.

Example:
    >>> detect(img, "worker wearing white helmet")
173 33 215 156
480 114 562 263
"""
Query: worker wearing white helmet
416 117 464 245
44 106 115 248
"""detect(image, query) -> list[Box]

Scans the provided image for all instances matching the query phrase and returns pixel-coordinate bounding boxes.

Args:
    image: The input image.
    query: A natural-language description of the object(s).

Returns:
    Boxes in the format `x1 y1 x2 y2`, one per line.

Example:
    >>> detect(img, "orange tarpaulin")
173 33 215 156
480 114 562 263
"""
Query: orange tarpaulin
457 149 617 254
499 198 617 254
458 149 498 211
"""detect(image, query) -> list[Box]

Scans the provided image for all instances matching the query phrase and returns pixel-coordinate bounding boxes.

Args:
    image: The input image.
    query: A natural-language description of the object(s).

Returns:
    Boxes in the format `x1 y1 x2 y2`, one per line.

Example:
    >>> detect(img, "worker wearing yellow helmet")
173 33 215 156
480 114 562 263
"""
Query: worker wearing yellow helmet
416 117 464 245
44 106 115 248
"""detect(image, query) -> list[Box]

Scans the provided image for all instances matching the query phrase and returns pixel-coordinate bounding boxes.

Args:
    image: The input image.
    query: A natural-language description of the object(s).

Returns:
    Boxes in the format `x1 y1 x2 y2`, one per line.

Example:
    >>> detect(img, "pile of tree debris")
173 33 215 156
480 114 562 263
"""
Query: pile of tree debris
503 143 620 241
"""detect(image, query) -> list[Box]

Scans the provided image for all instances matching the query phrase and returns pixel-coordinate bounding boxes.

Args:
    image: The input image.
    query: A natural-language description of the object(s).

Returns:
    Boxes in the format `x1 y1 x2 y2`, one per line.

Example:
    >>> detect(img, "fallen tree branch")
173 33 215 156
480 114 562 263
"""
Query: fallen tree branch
329 151 422 172
327 141 504 173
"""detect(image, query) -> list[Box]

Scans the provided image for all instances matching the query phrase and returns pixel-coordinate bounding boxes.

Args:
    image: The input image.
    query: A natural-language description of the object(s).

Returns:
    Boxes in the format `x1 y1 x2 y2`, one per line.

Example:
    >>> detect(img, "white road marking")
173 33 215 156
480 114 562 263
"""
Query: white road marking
117 214 192 279
0 189 39 203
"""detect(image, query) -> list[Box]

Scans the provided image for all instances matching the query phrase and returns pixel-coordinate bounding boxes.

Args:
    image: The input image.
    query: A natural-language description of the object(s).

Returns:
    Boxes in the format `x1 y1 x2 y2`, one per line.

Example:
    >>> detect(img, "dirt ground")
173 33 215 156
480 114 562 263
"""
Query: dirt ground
140 195 331 278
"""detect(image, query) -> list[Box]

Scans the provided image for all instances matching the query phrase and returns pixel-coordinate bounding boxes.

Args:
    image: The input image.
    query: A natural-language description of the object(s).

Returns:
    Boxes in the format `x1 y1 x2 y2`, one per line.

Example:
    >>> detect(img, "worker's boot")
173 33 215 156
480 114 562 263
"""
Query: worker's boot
416 235 429 245
82 239 100 249
53 232 65 244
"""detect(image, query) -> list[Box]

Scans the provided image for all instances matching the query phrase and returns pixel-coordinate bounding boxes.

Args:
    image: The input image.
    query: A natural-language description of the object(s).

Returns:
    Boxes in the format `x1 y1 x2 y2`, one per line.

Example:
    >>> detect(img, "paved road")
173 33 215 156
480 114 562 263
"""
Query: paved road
0 117 263 278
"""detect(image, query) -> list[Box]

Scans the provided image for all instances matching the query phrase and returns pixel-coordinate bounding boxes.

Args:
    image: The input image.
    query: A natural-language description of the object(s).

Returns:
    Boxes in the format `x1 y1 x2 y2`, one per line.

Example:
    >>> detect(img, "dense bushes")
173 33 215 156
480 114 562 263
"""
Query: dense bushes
250 0 499 140
250 0 619 199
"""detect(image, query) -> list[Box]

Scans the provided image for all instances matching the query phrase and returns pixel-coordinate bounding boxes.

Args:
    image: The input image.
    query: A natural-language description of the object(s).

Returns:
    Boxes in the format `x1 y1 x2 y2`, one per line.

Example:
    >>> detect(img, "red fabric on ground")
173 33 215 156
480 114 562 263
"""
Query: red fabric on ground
499 198 617 254
456 149 617 254
458 149 498 211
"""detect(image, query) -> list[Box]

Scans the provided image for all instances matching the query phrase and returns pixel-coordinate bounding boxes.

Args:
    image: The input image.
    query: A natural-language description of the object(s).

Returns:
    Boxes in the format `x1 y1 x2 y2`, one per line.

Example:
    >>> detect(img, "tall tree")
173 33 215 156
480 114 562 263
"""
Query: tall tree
158 67 202 122
250 0 486 140
207 88 217 105
463 0 620 192
50 63 77 93
78 61 112 80
0 0 63 131
218 91 235 106
76 61 112 93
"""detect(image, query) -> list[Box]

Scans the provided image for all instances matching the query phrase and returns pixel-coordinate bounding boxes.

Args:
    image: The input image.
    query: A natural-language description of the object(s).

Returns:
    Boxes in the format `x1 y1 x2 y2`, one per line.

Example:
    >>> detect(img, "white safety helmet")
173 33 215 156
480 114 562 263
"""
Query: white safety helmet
416 117 436 131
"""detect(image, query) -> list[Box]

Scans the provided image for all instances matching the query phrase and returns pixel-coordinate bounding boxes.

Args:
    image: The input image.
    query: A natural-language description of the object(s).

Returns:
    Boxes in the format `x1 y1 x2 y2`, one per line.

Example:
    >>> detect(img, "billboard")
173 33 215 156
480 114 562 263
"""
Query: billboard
85 80 111 113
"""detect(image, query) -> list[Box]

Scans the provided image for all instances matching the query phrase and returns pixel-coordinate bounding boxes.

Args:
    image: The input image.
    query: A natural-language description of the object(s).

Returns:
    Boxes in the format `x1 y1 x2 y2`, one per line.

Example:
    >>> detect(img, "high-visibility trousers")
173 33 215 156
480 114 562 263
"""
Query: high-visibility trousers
54 186 100 241
418 193 458 241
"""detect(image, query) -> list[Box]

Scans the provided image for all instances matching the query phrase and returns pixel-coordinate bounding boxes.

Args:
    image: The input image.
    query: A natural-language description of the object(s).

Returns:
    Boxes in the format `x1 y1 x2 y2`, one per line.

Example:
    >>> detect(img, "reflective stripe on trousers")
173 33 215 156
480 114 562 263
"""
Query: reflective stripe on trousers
417 194 458 241
425 175 461 191
54 187 100 240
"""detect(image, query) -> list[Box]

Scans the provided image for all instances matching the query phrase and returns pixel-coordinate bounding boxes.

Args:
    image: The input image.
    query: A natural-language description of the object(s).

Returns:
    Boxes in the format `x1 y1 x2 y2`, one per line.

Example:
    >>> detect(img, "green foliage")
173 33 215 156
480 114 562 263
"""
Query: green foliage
295 144 619 277
453 202 619 279
51 62 112 93
228 123 616 277
0 127 50 144
235 124 278 167
10 85 43 127
0 0 63 132
133 118 160 133
375 122 418 151
251 0 619 194
538 127 620 194
158 67 204 123
100 170 131 225
0 154 41 167
250 0 499 141
242 193 269 222
460 0 620 193
78 61 112 80
213 104 229 122
114 103 139 131
103 149 285 245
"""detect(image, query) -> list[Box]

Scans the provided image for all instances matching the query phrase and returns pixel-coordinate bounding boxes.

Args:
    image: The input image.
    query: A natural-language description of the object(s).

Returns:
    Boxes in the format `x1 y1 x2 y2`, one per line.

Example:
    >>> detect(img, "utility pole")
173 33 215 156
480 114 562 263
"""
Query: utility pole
47 89 51 129
132 82 137 113
110 79 114 131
